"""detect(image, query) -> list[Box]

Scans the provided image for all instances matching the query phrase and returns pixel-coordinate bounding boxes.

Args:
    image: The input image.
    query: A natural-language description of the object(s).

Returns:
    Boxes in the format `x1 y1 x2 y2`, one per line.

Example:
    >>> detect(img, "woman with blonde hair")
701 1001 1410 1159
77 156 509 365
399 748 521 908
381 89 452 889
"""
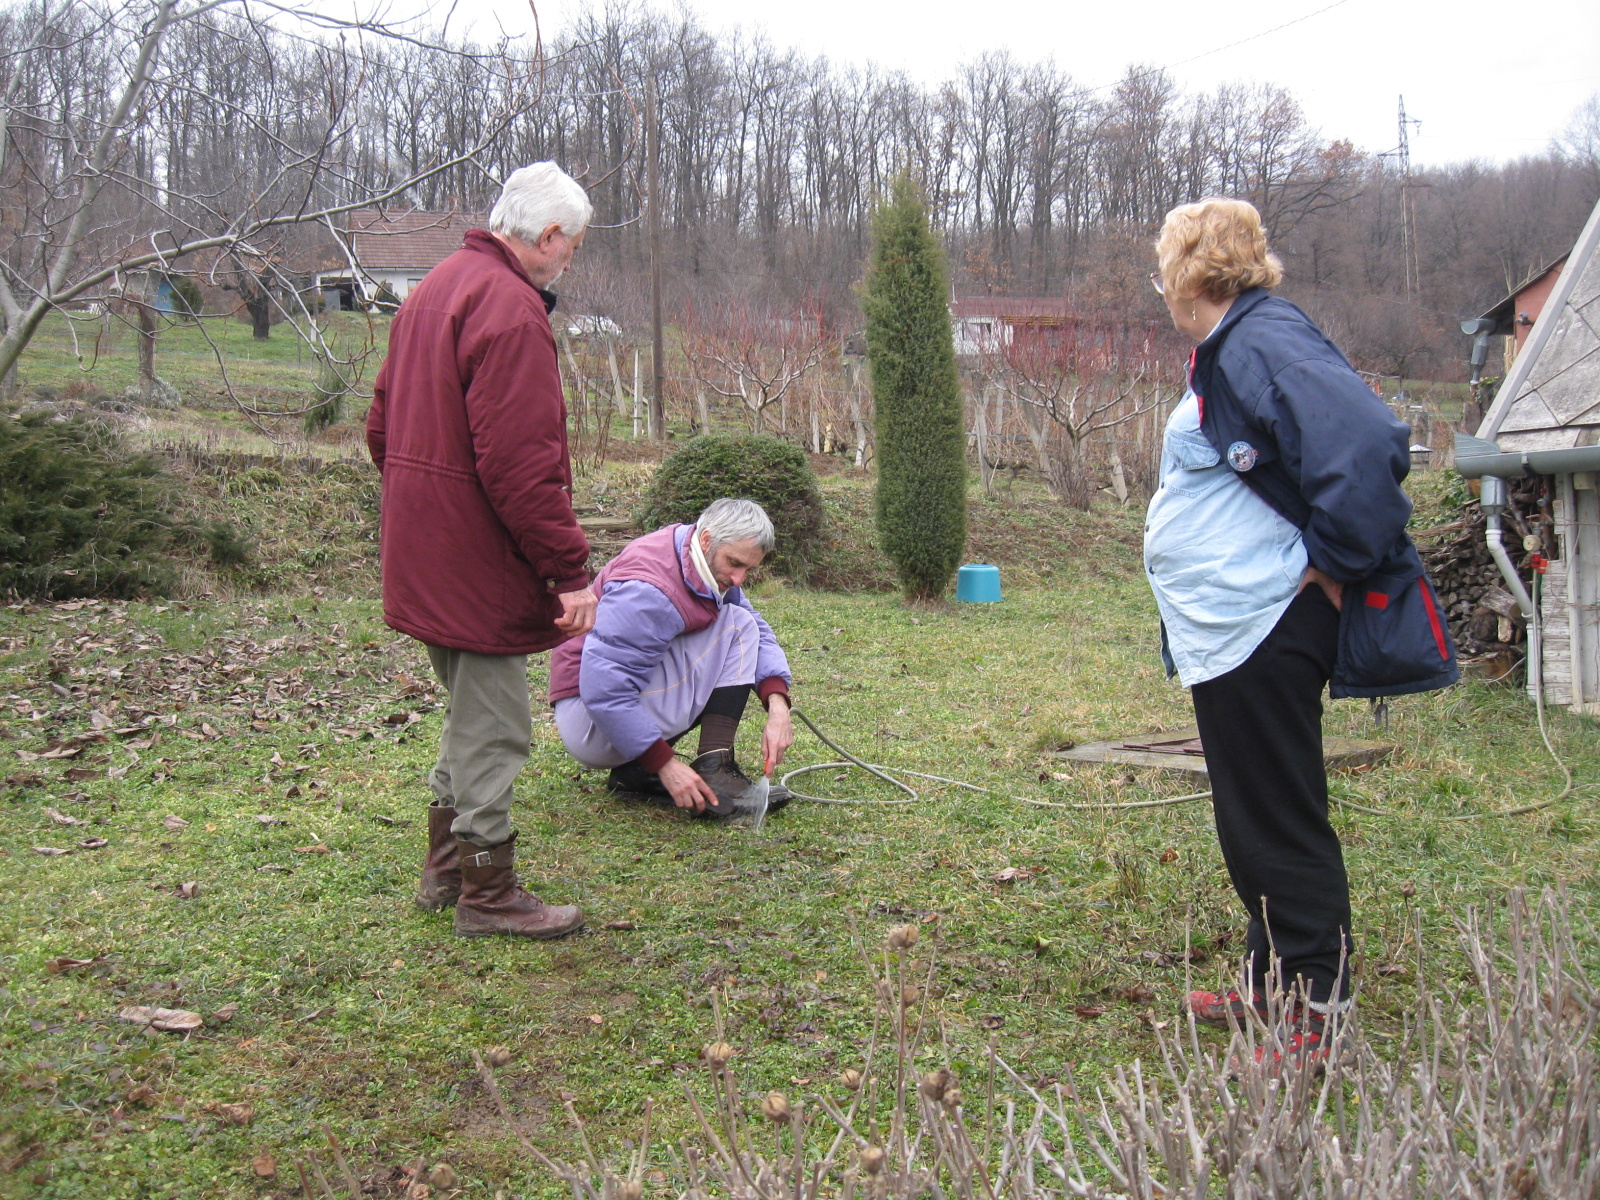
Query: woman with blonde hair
1144 198 1456 1060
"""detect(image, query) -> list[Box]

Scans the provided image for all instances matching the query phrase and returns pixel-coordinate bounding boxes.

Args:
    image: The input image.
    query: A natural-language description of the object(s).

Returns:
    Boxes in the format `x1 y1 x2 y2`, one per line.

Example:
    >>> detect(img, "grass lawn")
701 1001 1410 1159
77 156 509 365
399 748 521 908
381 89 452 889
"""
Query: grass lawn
1 552 1596 1197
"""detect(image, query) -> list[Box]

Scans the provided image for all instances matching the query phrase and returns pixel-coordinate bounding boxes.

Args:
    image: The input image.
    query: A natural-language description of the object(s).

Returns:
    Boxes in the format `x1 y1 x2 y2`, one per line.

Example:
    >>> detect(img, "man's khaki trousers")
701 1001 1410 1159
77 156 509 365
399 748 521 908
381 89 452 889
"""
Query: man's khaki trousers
425 646 530 847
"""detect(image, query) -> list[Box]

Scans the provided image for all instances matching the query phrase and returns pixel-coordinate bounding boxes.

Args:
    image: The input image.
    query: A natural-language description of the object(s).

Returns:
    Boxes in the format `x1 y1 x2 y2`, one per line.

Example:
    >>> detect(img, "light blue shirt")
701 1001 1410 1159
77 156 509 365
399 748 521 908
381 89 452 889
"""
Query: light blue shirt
1144 391 1307 687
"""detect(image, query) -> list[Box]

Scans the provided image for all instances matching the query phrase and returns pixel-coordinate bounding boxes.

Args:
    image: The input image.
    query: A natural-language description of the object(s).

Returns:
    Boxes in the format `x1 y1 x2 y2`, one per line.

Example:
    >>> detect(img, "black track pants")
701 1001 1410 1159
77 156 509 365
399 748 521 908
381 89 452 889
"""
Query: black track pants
1189 586 1352 1005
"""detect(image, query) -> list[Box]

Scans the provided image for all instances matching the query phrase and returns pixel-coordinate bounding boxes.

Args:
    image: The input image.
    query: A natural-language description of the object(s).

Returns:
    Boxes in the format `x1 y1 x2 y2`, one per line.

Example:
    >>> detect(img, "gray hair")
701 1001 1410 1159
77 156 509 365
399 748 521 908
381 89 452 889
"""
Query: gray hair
488 163 593 242
697 498 775 553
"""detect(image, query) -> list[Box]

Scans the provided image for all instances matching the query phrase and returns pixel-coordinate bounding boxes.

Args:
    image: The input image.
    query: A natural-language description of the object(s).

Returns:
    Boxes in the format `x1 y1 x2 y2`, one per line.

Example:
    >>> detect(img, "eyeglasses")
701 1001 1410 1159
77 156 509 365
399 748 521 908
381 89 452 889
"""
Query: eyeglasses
1149 271 1166 297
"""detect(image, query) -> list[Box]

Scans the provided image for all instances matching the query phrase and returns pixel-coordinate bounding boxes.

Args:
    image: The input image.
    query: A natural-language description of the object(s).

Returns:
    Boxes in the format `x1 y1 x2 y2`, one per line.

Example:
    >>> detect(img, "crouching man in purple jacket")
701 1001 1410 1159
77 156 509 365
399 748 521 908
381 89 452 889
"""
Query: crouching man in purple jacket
548 498 795 816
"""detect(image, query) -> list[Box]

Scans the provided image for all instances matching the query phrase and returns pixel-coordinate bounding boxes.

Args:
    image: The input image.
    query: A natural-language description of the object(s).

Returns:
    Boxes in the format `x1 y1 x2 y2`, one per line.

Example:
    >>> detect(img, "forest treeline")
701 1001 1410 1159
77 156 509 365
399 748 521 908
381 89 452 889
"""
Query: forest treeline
4 0 1598 380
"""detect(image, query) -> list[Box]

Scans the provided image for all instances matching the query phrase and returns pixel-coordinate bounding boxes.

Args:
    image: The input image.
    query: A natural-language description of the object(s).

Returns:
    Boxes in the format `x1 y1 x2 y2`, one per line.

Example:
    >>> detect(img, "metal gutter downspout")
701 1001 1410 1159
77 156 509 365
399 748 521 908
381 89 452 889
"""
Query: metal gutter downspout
1477 475 1536 621
1452 430 1600 621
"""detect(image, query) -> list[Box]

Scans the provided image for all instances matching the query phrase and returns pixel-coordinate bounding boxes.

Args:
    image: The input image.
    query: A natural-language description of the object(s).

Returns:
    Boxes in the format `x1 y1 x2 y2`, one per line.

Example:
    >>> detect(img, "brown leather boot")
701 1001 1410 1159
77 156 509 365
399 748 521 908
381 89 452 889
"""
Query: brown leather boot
453 833 585 940
415 802 461 911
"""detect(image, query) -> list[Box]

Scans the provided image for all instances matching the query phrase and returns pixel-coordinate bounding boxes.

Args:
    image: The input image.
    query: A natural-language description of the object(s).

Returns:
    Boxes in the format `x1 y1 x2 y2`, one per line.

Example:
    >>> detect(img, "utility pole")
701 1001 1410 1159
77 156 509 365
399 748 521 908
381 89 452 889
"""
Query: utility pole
1395 96 1421 301
646 76 666 442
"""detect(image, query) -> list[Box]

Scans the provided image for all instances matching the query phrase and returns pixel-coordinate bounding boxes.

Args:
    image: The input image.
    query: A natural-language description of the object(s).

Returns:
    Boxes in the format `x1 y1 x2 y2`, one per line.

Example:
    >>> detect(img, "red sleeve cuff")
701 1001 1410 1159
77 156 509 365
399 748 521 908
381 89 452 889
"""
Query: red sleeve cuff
548 574 590 595
757 677 790 708
638 738 675 774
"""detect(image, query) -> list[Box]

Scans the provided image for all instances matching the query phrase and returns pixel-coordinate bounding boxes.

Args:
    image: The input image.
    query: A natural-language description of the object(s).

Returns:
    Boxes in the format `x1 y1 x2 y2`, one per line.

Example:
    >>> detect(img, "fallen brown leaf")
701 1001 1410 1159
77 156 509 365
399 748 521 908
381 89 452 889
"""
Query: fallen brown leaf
603 919 636 930
587 1013 604 1025
117 1005 203 1032
980 1014 1005 1030
62 767 101 782
211 1001 239 1023
207 1101 253 1124
44 806 86 826
293 843 329 854
1073 1006 1107 1019
77 837 109 849
1158 847 1179 864
426 1163 457 1189
33 846 72 856
45 955 105 974
252 1153 277 1179
162 815 189 831
1116 986 1157 1004
176 881 200 899
125 1084 157 1106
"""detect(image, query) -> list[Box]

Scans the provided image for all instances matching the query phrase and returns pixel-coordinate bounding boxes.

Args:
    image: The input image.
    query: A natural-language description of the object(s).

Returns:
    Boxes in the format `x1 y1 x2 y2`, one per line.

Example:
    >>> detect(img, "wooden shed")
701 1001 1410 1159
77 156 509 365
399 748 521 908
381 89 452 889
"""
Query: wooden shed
1470 198 1600 716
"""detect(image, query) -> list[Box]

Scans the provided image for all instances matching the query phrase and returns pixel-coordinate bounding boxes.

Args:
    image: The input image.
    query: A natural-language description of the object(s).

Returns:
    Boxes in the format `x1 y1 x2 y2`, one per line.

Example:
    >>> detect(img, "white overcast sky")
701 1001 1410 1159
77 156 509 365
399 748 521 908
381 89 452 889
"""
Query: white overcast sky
428 0 1600 167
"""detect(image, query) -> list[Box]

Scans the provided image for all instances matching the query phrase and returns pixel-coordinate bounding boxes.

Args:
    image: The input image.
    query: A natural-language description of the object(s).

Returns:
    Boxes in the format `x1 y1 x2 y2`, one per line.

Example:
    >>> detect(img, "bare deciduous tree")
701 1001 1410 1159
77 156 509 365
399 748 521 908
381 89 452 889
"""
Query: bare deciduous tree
0 0 545 424
685 302 827 434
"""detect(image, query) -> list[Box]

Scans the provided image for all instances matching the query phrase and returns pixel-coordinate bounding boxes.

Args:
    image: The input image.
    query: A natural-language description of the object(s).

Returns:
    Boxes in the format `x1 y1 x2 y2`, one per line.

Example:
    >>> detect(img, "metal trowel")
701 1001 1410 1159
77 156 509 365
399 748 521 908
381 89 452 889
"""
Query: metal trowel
733 756 773 831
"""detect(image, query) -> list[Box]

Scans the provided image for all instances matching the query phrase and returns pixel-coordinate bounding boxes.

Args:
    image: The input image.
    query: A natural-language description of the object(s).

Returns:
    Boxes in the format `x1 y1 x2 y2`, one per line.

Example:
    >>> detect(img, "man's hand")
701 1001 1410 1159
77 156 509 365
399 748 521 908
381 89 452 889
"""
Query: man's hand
554 586 598 637
760 693 794 774
1297 566 1344 612
658 758 720 813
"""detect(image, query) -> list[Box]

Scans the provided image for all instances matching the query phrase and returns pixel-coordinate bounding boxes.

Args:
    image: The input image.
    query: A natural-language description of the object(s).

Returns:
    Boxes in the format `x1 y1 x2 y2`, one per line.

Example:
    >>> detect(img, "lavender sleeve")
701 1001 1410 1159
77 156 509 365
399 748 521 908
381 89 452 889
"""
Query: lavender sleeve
578 580 687 760
727 588 791 688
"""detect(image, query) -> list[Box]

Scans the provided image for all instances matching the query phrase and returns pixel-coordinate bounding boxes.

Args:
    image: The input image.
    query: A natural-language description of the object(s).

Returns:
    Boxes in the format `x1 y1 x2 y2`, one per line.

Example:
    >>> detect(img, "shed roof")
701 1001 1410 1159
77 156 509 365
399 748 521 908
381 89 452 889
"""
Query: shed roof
1479 255 1568 336
949 296 1078 320
1479 198 1600 452
346 209 483 271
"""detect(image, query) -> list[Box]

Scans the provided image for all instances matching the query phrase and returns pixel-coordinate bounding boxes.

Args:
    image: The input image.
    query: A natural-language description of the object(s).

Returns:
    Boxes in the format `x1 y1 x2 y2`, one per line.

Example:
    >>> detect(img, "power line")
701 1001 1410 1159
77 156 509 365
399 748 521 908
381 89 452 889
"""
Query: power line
1097 0 1356 92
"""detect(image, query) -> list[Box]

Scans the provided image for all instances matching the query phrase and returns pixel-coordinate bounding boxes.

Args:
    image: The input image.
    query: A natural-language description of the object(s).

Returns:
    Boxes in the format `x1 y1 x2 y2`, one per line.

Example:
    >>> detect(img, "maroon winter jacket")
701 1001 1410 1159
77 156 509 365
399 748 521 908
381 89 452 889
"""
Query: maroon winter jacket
367 230 590 655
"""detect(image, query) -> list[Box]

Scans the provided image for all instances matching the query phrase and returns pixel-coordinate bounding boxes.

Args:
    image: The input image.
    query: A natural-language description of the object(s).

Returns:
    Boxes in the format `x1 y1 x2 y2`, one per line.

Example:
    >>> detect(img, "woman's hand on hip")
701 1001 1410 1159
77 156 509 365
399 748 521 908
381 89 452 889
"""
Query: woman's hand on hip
1298 566 1344 612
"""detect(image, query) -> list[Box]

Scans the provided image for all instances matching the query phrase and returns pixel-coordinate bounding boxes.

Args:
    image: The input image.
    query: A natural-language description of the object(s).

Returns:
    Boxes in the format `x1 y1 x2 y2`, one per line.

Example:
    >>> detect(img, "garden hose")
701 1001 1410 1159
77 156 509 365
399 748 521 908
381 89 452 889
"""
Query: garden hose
779 691 1576 820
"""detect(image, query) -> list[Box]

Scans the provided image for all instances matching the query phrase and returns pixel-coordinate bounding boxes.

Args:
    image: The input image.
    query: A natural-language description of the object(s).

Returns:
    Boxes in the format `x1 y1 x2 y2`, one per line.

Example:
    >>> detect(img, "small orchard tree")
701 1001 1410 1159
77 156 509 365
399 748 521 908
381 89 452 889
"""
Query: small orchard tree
862 176 966 601
684 302 827 434
979 317 1176 509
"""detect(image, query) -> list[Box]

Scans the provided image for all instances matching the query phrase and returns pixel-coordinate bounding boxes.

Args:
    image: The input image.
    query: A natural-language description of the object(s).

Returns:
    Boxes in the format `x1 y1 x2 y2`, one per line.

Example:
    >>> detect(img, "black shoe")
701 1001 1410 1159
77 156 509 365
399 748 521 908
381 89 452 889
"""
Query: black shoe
606 759 670 801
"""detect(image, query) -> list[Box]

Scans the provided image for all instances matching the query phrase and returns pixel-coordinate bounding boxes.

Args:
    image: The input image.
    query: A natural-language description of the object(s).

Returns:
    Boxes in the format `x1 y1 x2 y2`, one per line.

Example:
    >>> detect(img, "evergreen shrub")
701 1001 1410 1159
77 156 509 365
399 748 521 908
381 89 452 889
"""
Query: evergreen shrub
165 274 204 321
862 176 967 601
0 407 176 598
636 434 826 582
305 357 349 432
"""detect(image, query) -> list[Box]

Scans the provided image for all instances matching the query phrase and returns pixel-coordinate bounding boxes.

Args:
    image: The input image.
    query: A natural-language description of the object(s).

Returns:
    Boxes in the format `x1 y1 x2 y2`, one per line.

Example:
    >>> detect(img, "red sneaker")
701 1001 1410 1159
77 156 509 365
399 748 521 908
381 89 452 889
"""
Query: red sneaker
1183 988 1267 1028
1254 1015 1331 1068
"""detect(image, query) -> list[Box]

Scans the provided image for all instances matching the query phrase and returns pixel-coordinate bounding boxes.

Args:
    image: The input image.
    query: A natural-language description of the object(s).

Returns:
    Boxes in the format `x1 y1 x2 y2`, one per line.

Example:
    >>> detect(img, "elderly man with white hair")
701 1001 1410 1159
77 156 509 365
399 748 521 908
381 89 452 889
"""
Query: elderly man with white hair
368 162 598 940
548 498 796 817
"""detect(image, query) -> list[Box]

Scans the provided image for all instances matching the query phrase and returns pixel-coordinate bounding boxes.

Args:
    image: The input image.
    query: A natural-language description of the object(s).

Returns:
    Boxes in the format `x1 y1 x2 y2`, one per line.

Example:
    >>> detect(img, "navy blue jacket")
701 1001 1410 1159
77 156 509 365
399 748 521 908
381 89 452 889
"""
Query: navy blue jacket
1190 288 1458 698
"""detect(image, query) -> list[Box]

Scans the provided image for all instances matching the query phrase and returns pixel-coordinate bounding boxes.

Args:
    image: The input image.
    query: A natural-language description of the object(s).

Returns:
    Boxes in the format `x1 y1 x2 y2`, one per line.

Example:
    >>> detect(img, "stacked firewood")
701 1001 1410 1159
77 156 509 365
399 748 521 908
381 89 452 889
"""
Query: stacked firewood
1416 479 1545 666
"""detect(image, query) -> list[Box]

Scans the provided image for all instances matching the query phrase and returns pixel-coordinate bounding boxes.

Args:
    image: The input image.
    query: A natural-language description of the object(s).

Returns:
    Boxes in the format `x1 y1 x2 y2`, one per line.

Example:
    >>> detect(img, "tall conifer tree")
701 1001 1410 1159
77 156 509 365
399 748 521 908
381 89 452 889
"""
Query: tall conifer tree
862 176 967 601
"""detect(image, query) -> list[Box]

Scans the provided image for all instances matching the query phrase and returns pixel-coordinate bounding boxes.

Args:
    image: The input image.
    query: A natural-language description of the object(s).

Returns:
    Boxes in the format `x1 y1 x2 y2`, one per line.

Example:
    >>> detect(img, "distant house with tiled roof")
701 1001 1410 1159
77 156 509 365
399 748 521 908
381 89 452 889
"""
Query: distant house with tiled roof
314 209 481 311
949 296 1077 356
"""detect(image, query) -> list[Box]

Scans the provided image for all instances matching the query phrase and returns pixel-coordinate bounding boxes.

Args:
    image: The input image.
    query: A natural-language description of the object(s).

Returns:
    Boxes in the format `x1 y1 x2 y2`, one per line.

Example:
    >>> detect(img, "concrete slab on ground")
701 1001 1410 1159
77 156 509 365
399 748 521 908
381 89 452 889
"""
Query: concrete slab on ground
1051 728 1394 779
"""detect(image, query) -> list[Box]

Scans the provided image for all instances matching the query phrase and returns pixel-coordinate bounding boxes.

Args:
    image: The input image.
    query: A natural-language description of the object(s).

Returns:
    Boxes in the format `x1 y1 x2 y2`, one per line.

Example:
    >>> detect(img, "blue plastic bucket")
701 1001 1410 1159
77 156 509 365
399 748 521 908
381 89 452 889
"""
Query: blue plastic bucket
955 563 1002 603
